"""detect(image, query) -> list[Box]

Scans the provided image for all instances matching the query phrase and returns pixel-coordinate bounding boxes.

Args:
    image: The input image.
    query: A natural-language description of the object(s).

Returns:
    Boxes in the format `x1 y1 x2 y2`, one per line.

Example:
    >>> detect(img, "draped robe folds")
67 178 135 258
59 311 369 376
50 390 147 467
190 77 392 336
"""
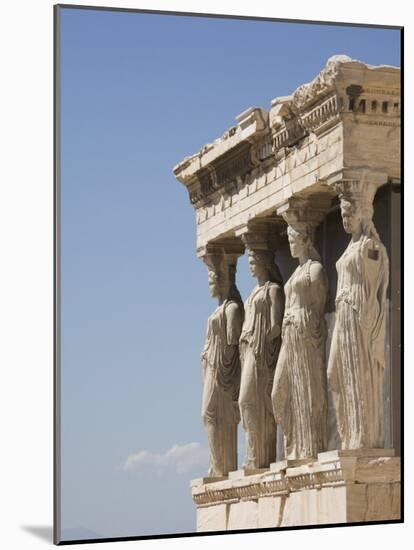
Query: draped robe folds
201 299 243 476
272 260 328 459
327 236 389 450
239 282 283 469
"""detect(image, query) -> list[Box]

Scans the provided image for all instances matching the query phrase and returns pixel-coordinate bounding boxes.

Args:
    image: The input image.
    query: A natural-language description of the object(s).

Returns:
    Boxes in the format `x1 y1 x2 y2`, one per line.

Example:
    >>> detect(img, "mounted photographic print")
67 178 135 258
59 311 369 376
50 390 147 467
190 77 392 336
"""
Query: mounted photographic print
54 3 403 544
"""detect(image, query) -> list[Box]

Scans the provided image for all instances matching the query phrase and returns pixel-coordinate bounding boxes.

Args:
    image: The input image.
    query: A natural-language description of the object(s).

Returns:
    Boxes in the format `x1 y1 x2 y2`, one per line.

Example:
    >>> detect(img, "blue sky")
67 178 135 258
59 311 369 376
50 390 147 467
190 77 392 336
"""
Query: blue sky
59 6 400 540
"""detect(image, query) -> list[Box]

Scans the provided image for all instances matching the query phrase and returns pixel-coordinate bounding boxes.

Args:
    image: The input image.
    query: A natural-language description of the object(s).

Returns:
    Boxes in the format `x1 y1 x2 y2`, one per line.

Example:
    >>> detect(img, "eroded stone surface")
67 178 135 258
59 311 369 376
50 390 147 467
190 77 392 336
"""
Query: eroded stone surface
197 503 228 532
227 500 258 530
258 496 283 528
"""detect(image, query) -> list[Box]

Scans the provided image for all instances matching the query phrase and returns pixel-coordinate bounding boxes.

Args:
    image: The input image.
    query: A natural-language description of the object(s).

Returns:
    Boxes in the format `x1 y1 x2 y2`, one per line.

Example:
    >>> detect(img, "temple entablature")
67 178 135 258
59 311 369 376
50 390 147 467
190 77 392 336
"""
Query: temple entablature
173 55 400 251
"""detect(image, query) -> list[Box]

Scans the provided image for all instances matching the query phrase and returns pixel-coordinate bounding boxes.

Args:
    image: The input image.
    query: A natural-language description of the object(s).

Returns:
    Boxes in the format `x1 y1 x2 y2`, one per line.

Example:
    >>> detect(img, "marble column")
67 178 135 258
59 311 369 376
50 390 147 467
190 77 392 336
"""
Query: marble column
237 223 285 469
199 242 245 476
327 178 389 450
272 196 331 460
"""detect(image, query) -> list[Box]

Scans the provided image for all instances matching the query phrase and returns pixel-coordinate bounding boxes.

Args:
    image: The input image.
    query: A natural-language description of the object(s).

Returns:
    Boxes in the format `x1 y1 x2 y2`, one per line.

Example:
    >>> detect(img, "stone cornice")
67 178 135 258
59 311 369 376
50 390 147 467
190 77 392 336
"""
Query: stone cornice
271 55 400 153
289 55 399 112
173 107 269 185
173 56 400 212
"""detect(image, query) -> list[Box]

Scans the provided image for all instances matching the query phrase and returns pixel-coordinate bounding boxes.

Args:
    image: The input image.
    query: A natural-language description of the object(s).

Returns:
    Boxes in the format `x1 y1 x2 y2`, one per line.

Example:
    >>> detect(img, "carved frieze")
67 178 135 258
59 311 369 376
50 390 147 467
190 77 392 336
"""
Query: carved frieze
187 145 253 207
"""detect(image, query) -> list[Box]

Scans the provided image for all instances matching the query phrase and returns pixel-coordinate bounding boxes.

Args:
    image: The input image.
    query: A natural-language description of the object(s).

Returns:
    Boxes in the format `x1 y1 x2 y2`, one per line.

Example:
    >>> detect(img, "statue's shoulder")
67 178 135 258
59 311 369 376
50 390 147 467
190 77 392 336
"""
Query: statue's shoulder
224 300 243 321
309 260 326 278
307 261 328 291
224 299 242 313
267 280 282 288
267 281 283 294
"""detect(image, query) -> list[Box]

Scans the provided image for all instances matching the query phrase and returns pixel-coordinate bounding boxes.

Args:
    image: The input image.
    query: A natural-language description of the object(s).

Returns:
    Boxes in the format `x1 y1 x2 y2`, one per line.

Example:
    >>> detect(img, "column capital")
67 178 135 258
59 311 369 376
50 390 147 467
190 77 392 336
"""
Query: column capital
197 240 245 272
235 218 283 252
197 240 244 260
330 179 380 210
326 168 388 192
277 194 333 232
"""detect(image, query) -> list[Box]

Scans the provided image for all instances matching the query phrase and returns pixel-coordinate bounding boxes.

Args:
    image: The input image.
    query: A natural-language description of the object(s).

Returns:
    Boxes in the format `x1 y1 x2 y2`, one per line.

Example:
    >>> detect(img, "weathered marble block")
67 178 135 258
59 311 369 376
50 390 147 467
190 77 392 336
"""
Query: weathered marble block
191 450 400 532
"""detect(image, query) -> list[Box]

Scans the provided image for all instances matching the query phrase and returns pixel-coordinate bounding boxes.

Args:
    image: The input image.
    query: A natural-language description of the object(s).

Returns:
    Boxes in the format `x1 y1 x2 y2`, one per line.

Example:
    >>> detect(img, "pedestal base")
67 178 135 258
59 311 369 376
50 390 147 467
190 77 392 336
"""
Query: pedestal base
191 450 400 532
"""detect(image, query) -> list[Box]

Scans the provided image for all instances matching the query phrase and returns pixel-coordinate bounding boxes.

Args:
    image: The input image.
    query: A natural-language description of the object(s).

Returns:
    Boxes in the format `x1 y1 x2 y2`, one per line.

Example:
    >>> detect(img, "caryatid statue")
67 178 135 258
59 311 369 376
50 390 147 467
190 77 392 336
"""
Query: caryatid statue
238 229 284 469
200 245 244 476
272 199 329 460
327 180 389 450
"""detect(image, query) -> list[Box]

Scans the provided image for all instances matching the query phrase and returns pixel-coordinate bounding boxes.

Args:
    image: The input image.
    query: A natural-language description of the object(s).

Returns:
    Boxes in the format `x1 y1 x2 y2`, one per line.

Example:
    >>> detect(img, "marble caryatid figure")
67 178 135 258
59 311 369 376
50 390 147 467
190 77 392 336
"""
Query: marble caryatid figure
239 235 284 469
201 249 244 476
327 181 389 450
272 218 328 460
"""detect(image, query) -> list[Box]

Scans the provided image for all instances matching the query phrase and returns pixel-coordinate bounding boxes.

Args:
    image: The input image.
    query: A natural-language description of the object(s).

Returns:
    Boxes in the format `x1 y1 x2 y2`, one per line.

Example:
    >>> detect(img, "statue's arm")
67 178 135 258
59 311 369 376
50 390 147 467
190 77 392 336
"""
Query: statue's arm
362 238 387 286
226 302 243 346
309 262 328 316
360 238 389 329
268 284 284 340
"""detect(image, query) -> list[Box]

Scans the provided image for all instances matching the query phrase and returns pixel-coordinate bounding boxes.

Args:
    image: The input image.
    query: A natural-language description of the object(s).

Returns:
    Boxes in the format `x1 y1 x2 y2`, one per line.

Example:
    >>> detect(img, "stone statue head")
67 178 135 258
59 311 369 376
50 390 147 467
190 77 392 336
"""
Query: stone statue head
336 181 379 240
204 252 243 303
207 268 227 298
247 249 283 285
340 199 363 235
287 225 321 262
288 225 310 257
205 254 229 299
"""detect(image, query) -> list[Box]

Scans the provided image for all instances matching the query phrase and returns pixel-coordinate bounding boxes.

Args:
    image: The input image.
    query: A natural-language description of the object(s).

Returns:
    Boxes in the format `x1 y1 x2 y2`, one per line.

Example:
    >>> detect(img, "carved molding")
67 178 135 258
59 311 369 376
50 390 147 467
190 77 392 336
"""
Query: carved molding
192 453 400 507
300 94 341 135
291 55 351 111
187 143 257 207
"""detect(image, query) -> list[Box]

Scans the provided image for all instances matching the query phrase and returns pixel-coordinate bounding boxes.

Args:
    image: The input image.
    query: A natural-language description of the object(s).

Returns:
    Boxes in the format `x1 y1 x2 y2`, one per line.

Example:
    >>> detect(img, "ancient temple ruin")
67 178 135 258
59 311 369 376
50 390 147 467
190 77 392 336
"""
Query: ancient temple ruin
173 55 401 531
